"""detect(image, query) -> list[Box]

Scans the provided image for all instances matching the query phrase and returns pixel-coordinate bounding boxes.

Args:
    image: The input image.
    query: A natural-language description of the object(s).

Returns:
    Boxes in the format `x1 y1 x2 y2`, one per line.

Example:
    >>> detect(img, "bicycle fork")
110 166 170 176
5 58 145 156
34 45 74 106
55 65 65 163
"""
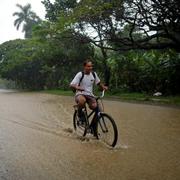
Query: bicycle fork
98 114 108 133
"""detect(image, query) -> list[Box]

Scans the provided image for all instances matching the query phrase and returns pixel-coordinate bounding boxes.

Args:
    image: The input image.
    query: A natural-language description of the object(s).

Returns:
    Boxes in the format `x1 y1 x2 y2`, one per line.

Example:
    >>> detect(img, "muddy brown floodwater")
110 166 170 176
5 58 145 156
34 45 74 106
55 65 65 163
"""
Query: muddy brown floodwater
0 90 180 180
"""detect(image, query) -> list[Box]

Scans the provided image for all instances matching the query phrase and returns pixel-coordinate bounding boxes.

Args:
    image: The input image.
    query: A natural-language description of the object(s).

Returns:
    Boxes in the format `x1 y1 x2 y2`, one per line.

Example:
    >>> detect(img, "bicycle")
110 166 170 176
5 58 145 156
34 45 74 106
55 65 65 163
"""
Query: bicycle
73 90 118 147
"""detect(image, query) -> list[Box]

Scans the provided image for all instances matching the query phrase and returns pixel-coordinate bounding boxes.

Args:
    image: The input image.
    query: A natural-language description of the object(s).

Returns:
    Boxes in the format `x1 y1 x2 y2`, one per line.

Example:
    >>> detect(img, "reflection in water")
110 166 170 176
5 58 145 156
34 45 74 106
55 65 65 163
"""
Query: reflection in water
0 89 17 93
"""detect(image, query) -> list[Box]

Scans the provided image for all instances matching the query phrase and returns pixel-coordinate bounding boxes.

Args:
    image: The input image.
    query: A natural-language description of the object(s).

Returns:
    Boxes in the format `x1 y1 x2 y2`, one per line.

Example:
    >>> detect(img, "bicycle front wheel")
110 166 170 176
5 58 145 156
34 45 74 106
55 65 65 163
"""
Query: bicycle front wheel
97 113 118 147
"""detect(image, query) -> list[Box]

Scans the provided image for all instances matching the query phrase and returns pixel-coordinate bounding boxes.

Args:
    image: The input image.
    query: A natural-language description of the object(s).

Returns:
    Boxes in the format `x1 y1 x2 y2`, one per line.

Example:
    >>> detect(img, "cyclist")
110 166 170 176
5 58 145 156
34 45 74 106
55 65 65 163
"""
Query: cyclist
70 59 108 131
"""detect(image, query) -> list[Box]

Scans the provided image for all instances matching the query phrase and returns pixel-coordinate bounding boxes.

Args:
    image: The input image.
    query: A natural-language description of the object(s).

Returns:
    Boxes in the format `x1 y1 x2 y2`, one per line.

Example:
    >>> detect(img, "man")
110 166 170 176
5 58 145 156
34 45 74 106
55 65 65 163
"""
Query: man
70 59 108 128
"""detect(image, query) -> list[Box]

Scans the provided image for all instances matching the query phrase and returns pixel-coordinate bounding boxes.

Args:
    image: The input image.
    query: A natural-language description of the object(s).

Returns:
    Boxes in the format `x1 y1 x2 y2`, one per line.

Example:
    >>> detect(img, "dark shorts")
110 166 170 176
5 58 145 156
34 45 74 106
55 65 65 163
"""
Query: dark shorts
75 94 97 109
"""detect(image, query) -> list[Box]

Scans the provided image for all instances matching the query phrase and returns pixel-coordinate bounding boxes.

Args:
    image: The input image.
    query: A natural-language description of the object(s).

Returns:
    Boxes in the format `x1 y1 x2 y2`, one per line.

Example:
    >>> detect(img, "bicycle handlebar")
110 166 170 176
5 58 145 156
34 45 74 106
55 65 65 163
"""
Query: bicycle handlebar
95 90 105 100
99 90 105 98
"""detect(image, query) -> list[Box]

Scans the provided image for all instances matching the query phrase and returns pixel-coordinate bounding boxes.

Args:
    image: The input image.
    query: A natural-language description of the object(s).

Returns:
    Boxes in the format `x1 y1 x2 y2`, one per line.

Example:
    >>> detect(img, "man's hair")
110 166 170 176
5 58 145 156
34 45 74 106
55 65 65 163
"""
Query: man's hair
83 59 93 66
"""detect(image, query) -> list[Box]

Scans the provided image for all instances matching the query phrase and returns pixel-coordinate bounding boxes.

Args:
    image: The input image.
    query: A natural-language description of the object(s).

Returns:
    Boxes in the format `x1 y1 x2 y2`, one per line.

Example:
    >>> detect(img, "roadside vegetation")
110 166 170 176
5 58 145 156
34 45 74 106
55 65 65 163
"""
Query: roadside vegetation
42 89 180 106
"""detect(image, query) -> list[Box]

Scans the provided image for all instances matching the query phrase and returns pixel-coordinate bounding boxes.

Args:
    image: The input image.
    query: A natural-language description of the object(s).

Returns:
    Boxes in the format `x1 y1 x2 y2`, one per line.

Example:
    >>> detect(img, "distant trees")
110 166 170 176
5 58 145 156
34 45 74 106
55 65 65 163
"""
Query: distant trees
107 49 180 95
0 39 46 89
13 3 41 38
0 31 94 90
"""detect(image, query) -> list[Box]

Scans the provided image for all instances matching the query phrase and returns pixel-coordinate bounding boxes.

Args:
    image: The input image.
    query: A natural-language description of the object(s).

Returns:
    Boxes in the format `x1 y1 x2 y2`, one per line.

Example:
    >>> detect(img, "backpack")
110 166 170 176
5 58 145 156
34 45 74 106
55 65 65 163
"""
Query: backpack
72 71 96 92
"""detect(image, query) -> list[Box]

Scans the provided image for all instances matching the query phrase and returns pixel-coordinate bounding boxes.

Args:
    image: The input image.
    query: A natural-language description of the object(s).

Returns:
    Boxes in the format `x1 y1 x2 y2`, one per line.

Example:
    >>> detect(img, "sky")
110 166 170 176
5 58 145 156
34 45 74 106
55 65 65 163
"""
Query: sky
0 0 53 44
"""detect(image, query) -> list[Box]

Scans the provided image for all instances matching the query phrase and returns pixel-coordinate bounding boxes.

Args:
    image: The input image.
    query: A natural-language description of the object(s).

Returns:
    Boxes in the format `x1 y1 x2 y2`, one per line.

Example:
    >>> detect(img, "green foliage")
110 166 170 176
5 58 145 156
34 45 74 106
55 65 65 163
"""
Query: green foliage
0 26 94 90
0 39 47 89
107 49 180 95
42 0 77 22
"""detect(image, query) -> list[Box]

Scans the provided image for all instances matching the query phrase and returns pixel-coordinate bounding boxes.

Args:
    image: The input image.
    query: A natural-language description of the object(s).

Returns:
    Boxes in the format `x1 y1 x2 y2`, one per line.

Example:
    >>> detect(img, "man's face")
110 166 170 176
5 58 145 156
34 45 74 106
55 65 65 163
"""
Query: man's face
84 62 93 74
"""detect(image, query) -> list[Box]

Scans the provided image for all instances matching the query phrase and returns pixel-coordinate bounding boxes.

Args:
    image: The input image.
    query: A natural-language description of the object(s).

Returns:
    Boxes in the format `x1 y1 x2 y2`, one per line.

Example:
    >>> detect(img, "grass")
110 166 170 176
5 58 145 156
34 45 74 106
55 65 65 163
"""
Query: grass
107 92 180 106
42 89 180 106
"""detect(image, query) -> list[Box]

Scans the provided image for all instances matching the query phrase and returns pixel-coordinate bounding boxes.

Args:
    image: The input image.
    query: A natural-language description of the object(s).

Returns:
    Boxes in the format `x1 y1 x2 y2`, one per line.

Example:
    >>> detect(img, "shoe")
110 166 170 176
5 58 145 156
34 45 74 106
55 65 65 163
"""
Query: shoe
90 123 98 138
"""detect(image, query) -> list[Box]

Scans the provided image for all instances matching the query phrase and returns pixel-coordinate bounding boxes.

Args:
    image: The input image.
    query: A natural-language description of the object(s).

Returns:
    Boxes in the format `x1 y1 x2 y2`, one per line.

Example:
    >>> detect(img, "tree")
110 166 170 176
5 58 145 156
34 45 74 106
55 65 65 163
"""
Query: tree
0 39 47 89
42 0 180 52
13 3 41 38
107 49 180 94
42 0 117 84
42 0 77 22
111 0 180 51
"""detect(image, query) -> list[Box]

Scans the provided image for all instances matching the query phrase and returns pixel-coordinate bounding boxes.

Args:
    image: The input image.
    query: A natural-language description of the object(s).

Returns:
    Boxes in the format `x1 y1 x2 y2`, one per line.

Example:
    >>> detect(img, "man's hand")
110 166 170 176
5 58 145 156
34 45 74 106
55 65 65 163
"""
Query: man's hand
102 85 108 91
99 83 108 91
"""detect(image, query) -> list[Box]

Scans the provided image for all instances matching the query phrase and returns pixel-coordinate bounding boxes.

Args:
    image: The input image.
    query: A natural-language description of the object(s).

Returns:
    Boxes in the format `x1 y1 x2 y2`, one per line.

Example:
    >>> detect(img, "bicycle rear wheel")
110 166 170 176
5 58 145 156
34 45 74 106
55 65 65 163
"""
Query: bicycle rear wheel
97 113 118 147
73 110 87 137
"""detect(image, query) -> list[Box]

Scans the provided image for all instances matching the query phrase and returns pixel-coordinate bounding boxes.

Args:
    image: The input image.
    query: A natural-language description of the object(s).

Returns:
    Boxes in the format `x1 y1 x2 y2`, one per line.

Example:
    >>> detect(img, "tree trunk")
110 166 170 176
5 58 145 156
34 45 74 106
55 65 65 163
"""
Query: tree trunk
100 46 111 86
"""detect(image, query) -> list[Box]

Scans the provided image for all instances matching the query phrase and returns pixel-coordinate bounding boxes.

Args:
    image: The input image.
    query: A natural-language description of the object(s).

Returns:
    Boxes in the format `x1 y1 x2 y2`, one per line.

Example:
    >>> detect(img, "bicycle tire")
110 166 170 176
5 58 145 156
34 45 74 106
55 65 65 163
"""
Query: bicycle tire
97 113 118 147
73 110 87 136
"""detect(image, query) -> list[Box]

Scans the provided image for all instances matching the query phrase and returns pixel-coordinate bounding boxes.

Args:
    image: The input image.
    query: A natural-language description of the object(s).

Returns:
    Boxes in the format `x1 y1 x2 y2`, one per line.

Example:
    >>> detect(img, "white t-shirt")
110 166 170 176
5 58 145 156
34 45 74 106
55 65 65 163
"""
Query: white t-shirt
70 72 100 96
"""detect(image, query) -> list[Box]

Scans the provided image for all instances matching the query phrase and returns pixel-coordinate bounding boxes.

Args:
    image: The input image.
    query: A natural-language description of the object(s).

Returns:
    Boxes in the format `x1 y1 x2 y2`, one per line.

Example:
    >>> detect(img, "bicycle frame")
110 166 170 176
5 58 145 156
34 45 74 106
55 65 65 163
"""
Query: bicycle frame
83 100 99 128
83 91 105 129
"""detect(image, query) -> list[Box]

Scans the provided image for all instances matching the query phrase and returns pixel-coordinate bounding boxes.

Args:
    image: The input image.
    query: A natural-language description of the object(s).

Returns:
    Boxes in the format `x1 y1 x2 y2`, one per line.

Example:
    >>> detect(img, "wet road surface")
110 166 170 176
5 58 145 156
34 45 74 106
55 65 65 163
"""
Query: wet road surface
0 90 180 180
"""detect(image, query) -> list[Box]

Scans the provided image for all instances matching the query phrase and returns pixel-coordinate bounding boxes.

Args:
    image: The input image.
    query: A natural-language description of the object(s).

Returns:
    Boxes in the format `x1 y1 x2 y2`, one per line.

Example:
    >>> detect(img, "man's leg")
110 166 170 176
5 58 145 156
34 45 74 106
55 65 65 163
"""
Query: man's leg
86 96 99 136
87 96 99 114
75 95 86 119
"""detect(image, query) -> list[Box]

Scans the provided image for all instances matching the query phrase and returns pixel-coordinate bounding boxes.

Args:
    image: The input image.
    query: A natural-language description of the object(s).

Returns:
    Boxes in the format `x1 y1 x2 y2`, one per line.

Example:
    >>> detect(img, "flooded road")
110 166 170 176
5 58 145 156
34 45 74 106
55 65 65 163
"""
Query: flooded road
0 90 180 180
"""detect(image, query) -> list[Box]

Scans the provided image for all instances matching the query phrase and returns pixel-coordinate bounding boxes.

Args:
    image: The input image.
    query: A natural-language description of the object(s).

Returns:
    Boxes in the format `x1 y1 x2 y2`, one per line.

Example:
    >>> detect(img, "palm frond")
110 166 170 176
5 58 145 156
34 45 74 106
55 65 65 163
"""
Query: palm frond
14 18 24 30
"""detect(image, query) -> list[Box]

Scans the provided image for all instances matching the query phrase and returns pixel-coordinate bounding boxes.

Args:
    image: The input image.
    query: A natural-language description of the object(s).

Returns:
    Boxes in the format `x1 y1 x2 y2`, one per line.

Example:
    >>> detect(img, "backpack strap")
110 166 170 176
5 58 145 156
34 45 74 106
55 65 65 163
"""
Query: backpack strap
92 71 96 80
78 71 84 86
78 71 96 86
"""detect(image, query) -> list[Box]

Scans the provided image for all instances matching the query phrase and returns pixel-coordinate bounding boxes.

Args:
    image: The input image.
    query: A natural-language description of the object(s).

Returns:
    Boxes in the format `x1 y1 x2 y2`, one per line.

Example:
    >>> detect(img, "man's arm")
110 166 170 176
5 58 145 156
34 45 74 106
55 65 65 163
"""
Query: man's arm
94 72 108 91
69 84 84 91
70 72 85 91
98 82 108 91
